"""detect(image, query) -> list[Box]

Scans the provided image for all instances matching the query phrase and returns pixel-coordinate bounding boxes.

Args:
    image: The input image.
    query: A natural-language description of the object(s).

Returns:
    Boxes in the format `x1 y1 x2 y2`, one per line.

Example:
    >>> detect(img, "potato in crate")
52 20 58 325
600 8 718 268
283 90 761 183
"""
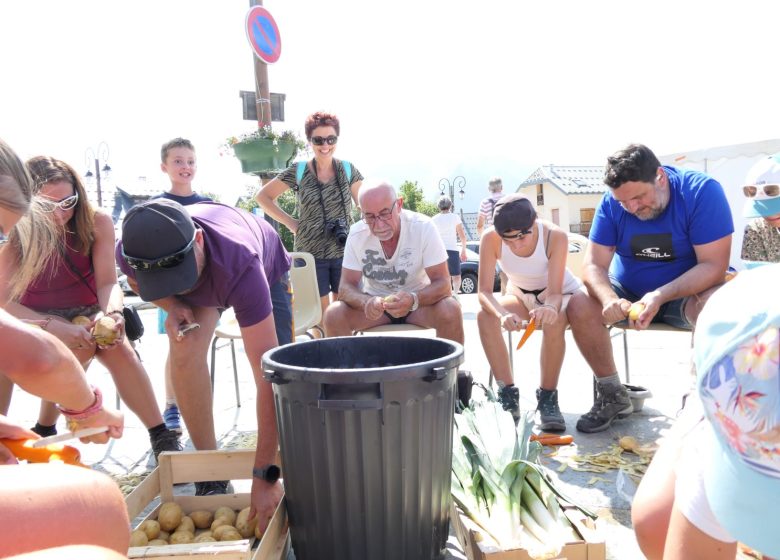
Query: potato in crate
124 449 288 560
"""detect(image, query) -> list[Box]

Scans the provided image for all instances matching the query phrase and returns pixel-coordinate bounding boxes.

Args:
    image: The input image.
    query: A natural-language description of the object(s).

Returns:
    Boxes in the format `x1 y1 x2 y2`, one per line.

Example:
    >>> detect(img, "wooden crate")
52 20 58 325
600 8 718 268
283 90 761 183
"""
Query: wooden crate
124 449 288 560
450 503 606 560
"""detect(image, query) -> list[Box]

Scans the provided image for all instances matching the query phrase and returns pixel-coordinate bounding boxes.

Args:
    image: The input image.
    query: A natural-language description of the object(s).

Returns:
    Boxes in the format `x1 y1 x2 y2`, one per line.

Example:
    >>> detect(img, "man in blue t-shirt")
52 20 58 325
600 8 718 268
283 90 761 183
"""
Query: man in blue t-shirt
568 144 733 434
117 199 292 531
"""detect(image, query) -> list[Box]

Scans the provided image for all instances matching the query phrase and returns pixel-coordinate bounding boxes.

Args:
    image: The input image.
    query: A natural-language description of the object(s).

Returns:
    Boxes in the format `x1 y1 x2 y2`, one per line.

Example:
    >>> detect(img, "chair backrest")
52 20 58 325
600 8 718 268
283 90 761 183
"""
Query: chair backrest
566 232 589 279
288 252 322 336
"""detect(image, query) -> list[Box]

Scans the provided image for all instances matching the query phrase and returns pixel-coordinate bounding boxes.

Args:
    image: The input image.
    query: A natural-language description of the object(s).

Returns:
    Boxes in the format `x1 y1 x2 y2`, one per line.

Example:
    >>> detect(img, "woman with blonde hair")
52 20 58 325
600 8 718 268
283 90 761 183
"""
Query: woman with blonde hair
0 154 179 462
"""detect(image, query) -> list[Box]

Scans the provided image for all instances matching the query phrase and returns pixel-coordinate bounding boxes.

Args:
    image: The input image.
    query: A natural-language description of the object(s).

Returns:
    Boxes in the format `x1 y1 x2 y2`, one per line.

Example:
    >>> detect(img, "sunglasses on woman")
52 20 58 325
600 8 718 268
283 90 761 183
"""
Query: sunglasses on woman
311 135 338 146
500 228 533 240
40 193 79 212
743 184 780 198
122 234 196 271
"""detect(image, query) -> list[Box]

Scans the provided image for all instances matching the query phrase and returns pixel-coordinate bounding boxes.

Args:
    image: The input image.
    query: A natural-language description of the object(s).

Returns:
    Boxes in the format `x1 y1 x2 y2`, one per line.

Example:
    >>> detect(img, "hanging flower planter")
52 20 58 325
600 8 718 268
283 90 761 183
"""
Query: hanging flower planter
223 126 306 175
232 138 297 173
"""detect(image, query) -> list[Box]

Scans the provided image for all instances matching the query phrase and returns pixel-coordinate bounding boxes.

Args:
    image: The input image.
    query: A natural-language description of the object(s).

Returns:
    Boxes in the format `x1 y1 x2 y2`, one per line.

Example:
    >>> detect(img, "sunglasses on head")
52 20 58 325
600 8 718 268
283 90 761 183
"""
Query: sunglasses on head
743 184 780 198
40 193 79 212
311 135 338 146
500 228 533 240
122 234 196 271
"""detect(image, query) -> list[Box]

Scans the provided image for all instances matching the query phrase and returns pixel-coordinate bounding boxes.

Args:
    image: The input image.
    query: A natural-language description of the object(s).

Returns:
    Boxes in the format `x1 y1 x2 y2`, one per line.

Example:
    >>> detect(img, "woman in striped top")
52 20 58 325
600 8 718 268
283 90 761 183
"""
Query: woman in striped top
255 112 363 320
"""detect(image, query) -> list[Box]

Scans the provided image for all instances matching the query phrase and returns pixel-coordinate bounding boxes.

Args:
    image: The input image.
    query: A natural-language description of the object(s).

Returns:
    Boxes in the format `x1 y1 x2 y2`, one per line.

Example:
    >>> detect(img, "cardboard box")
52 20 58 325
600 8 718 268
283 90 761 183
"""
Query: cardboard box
124 449 289 560
450 503 606 560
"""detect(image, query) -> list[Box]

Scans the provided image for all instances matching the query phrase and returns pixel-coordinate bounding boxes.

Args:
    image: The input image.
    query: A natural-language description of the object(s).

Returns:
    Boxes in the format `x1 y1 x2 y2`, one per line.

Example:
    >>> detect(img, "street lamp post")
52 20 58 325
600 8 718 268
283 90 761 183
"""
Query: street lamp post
438 176 466 211
84 142 112 208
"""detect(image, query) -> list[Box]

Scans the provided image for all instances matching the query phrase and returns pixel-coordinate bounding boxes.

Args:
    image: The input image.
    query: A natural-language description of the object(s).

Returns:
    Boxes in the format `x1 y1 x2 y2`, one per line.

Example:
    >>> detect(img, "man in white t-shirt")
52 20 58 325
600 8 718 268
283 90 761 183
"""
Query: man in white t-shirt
323 182 464 343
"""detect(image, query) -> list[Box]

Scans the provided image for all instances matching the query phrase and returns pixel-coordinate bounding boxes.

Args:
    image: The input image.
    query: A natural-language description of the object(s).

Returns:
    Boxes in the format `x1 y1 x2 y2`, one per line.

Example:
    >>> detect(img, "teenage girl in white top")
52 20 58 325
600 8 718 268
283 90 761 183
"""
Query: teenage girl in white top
476 194 581 430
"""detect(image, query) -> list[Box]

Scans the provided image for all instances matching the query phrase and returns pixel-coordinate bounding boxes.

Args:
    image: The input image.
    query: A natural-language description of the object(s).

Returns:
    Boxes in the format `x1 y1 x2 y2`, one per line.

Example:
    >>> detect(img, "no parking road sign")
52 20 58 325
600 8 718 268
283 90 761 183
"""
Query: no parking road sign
245 6 281 64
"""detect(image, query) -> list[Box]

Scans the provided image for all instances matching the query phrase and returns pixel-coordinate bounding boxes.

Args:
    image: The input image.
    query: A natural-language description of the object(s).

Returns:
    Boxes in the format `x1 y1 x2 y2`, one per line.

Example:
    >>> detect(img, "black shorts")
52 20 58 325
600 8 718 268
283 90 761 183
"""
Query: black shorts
383 311 410 324
446 250 462 276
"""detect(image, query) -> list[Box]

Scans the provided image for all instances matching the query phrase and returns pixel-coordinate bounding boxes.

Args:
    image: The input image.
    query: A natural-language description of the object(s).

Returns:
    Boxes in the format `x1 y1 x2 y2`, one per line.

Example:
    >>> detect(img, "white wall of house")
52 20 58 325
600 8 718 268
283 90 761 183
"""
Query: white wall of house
518 184 602 233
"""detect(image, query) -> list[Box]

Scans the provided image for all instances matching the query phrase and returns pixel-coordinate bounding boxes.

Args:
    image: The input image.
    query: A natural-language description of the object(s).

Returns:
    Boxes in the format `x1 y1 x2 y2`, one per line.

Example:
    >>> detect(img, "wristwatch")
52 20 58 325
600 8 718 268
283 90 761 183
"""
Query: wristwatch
252 464 281 483
410 292 419 312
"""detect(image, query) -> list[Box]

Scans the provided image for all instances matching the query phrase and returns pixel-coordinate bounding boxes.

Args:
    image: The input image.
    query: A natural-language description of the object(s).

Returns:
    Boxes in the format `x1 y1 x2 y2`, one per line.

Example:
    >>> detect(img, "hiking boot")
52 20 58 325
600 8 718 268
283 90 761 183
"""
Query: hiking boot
536 388 565 432
576 383 633 433
150 428 182 462
195 480 232 496
163 403 183 434
497 384 520 421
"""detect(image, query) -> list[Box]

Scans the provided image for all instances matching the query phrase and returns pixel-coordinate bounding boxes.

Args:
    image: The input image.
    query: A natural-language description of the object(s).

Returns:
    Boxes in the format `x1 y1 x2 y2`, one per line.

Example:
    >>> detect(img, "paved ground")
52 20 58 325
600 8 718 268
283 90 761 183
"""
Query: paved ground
5 293 696 559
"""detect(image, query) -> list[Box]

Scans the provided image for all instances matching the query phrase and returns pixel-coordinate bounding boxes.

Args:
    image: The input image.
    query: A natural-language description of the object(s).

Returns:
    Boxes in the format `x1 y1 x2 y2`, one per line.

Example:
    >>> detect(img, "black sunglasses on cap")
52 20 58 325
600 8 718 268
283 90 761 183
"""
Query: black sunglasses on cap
122 234 196 271
500 228 533 240
311 135 338 146
743 184 780 198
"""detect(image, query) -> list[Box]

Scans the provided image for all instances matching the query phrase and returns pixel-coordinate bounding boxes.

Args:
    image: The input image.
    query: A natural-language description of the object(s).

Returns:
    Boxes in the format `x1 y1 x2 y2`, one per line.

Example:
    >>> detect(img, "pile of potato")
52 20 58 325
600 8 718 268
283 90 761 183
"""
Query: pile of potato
129 502 260 547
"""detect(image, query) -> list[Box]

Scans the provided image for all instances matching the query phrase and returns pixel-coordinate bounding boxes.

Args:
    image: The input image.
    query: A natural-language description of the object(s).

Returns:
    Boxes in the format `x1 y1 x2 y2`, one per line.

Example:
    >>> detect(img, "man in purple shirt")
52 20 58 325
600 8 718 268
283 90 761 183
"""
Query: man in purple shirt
117 199 291 531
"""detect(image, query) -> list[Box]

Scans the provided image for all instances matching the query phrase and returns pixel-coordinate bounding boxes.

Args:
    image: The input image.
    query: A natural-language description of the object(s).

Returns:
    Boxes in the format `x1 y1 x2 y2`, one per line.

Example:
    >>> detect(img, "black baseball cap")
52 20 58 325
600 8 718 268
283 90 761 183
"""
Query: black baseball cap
492 194 537 235
121 199 198 301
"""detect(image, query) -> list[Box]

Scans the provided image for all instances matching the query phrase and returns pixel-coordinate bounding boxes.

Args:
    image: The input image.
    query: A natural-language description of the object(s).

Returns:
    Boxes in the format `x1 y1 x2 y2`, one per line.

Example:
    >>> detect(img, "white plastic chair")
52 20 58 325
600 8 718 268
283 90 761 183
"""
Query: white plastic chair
209 308 242 407
289 252 324 339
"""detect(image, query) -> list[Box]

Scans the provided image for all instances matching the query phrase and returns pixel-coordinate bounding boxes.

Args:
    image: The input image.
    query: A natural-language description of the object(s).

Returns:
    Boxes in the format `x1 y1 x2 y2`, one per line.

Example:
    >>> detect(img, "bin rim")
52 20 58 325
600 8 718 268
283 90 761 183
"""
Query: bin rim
262 336 464 384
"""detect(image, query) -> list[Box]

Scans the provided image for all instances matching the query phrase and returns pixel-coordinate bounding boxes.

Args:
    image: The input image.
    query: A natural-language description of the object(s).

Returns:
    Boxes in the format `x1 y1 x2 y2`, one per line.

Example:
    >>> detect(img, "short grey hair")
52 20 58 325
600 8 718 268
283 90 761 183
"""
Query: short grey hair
488 177 503 193
438 195 453 211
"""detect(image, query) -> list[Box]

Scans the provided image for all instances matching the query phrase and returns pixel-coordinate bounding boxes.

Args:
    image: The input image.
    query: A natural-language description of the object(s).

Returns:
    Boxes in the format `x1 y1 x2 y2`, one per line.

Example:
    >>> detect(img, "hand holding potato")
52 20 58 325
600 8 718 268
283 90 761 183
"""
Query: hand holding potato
363 296 384 321
382 292 413 318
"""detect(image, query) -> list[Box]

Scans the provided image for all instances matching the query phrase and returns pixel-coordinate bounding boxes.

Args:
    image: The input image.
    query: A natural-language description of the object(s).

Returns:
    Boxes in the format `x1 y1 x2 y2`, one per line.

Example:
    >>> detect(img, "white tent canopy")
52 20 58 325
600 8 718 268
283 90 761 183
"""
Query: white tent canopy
660 139 780 270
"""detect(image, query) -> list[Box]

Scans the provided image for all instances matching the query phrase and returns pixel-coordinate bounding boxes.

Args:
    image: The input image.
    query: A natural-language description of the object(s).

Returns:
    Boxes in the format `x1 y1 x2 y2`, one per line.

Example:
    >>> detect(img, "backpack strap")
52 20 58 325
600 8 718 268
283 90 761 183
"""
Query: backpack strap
296 161 307 184
297 160 352 183
341 160 352 183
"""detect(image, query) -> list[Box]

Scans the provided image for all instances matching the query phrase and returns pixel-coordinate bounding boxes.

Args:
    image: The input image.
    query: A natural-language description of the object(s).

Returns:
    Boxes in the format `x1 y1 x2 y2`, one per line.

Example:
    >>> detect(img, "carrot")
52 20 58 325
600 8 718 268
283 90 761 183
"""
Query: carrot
0 438 83 465
515 317 536 350
530 434 574 446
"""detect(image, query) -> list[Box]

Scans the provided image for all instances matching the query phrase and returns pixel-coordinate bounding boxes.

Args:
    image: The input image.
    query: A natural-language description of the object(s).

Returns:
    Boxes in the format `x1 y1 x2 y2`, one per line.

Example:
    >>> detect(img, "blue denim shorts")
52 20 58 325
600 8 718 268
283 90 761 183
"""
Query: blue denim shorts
610 277 692 330
271 272 293 345
315 257 342 297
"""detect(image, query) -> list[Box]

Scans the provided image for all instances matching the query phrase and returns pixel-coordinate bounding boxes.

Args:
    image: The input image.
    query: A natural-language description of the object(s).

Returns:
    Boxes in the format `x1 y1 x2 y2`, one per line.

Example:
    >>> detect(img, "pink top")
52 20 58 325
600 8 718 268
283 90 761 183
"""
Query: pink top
21 231 98 310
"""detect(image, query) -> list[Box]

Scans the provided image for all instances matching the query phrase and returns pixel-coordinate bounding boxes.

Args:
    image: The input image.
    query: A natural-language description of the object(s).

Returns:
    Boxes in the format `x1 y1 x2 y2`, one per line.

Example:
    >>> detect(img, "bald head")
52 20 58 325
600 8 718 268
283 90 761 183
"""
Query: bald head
358 181 397 209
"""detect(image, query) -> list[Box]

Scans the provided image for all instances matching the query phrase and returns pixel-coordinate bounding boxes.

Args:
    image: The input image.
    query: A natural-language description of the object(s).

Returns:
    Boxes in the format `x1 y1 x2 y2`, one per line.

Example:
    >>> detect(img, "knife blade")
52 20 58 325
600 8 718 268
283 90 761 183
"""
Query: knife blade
30 426 109 448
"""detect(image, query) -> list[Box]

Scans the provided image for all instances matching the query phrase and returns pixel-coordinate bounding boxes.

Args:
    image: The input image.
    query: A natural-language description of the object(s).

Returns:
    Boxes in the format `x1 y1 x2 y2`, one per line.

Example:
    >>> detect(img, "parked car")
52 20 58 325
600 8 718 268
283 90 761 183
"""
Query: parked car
458 232 590 295
459 247 500 294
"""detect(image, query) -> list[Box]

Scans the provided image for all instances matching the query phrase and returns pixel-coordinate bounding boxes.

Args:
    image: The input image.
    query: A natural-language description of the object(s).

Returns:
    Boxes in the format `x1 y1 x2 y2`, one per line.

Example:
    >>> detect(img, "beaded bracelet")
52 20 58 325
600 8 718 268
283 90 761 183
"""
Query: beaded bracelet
57 386 104 421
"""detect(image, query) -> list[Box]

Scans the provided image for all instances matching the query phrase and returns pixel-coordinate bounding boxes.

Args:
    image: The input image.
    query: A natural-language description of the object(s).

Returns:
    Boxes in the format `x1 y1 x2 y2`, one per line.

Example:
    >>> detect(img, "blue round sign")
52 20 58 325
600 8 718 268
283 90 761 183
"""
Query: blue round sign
245 6 282 64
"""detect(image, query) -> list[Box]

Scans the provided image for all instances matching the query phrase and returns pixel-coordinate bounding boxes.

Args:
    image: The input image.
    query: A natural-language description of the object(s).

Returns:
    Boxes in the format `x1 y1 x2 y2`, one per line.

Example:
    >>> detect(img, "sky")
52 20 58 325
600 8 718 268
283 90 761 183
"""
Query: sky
2 0 779 212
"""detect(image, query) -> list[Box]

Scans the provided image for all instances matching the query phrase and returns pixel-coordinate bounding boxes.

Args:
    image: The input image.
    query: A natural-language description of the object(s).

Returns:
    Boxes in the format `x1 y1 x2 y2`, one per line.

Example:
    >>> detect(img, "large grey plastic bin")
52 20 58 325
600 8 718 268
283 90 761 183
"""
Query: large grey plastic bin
262 336 464 560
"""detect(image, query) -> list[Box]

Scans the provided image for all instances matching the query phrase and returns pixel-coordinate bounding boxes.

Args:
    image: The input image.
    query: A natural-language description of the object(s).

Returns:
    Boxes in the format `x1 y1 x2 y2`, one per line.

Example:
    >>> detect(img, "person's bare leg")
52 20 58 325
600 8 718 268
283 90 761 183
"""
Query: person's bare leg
683 285 722 327
168 307 220 450
632 437 683 560
539 311 567 390
663 505 736 560
97 338 164 429
451 275 461 294
476 296 527 386
0 464 129 557
322 300 389 336
566 290 618 378
410 297 465 344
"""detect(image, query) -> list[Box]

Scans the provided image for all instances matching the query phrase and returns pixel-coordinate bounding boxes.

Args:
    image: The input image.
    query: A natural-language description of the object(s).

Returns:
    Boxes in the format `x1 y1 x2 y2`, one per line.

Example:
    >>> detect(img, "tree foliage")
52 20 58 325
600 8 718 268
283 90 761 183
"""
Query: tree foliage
399 180 437 217
235 185 297 251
